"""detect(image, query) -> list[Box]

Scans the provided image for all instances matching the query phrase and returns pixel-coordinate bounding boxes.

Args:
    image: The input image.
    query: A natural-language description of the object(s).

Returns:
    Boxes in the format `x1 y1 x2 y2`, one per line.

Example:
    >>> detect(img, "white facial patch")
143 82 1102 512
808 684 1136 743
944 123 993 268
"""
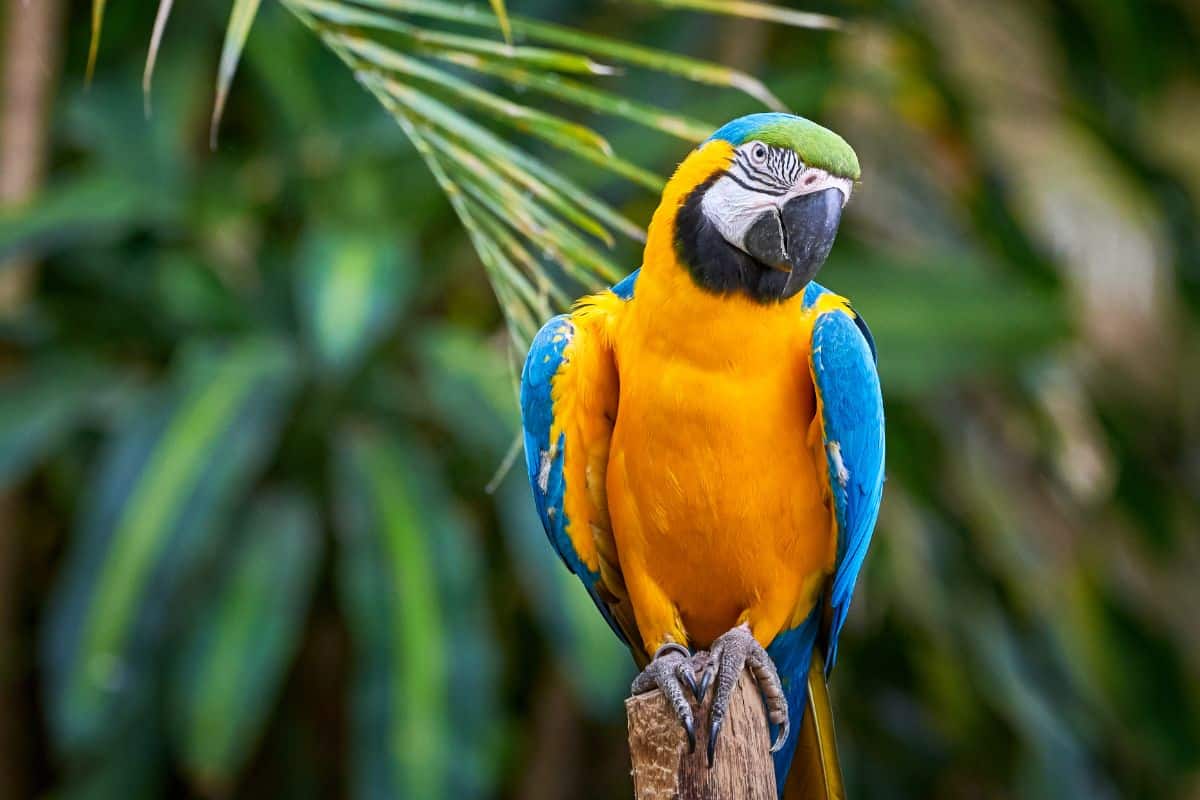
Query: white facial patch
701 142 854 254
701 174 776 253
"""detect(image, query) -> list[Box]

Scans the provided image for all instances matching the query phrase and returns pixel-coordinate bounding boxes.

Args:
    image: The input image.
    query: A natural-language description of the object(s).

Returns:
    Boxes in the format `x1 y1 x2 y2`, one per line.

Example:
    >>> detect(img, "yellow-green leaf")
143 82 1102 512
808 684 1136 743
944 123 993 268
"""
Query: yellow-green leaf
41 339 298 758
212 0 265 147
637 0 842 30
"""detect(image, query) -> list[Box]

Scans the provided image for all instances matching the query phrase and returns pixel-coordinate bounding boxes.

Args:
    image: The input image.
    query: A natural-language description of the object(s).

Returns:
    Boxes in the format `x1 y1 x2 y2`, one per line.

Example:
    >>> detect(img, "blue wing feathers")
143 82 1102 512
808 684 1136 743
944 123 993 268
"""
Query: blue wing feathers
520 273 640 644
520 314 593 580
769 292 883 793
610 269 639 300
811 307 885 670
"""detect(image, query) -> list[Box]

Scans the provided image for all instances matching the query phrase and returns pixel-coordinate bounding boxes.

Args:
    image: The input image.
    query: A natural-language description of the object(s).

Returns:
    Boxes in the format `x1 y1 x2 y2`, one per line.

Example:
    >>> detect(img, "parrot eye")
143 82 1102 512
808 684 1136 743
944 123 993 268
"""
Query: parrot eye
749 143 768 165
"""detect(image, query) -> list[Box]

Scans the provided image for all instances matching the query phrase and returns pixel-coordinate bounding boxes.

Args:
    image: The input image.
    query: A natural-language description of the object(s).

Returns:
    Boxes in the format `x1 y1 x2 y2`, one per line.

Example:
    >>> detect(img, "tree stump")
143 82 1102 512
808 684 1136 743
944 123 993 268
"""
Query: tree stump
625 669 775 800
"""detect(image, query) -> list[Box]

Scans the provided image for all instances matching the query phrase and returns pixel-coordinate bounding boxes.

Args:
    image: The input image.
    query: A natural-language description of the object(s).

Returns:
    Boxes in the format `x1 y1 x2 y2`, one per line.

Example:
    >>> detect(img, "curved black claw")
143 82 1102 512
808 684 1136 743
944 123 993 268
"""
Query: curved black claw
631 643 698 753
704 623 789 767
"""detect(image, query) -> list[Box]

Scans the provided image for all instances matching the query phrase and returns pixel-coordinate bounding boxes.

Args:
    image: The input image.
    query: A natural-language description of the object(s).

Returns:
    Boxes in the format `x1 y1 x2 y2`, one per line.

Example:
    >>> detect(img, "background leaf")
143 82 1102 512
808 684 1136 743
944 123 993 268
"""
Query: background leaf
417 326 632 714
212 0 266 145
40 339 299 759
168 489 322 791
334 428 499 800
6 0 1199 798
294 227 414 375
0 360 106 488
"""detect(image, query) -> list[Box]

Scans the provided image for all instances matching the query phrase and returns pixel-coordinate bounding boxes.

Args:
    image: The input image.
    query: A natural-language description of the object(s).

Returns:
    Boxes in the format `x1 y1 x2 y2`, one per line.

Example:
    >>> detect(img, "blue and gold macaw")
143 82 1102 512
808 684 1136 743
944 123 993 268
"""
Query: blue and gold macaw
520 113 884 798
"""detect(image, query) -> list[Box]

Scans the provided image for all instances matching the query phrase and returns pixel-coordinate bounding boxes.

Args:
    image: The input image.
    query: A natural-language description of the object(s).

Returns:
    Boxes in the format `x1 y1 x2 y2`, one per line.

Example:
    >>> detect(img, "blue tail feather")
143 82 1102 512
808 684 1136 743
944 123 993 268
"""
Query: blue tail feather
765 609 822 796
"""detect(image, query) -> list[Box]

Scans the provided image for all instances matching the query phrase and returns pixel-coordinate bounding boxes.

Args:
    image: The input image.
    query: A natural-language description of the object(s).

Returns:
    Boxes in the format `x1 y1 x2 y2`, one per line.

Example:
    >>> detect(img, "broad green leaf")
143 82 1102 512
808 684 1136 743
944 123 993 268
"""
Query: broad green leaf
825 247 1067 394
1061 579 1200 772
169 489 322 790
295 228 414 375
0 174 169 263
418 325 519 456
334 429 498 800
0 361 105 488
41 339 299 759
53 715 165 800
958 604 1098 798
495 471 631 716
212 0 265 146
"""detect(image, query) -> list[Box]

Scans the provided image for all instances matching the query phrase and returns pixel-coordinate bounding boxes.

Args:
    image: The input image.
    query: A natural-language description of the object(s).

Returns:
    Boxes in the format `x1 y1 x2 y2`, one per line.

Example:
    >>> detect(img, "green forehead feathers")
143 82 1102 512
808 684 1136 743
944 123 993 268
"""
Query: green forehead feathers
707 113 861 180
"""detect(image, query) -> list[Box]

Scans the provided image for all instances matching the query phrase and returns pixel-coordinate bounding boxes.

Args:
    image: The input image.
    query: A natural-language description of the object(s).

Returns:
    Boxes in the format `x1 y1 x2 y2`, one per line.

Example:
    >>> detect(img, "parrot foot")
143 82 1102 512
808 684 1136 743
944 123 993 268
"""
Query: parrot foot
631 642 700 753
700 623 789 767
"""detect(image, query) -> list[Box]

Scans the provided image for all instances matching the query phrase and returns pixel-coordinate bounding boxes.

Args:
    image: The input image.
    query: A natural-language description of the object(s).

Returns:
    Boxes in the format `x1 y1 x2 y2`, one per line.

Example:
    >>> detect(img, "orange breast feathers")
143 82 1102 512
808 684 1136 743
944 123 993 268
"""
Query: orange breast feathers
594 141 838 656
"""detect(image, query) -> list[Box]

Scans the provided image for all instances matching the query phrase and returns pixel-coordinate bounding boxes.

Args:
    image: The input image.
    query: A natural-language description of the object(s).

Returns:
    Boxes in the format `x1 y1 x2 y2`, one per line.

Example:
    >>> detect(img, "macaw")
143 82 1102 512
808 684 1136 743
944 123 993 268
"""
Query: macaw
520 113 883 798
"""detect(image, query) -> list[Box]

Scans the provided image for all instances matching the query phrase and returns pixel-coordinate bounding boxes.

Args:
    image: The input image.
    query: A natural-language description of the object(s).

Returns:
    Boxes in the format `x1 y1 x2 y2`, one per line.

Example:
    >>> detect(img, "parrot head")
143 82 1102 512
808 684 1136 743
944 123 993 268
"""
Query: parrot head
670 112 860 303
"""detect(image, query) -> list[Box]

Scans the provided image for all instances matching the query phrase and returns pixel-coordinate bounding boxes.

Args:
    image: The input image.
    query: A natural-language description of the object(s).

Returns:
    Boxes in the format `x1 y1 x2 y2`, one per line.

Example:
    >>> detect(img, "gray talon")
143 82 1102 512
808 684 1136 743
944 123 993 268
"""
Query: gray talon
679 660 701 700
704 623 789 767
691 651 714 701
631 643 697 753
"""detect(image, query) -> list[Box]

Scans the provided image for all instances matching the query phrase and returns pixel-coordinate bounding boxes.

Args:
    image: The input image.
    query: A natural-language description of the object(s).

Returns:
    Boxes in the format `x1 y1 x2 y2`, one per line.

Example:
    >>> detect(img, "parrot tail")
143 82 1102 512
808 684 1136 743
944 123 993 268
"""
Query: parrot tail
781 648 846 800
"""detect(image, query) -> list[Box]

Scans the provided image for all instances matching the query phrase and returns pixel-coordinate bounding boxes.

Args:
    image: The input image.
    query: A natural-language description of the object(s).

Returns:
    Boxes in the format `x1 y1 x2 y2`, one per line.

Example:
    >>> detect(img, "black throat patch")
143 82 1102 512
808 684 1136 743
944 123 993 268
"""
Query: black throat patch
673 173 800 304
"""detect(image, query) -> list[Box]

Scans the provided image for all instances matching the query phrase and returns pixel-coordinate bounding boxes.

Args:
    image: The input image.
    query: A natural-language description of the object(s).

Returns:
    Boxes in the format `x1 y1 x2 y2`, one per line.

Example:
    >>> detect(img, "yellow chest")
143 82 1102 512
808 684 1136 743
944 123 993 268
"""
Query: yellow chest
603 261 835 646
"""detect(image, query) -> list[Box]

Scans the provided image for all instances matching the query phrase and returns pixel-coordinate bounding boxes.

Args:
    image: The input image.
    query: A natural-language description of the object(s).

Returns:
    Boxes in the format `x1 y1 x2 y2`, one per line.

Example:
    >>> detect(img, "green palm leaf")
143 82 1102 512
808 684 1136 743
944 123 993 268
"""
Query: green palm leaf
0 360 107 488
41 339 299 759
168 489 322 791
334 428 499 799
116 0 839 344
295 227 417 375
416 328 631 714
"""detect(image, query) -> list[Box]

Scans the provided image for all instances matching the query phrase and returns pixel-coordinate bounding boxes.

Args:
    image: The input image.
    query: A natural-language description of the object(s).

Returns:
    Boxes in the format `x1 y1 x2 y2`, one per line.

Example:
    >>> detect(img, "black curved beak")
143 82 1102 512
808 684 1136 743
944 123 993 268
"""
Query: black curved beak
742 187 845 298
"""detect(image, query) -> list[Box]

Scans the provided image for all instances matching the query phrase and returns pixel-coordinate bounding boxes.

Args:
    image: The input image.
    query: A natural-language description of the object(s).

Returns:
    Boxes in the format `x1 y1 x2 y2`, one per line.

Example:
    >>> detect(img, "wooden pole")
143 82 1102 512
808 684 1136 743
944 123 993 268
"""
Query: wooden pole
626 669 775 800
1 2 65 798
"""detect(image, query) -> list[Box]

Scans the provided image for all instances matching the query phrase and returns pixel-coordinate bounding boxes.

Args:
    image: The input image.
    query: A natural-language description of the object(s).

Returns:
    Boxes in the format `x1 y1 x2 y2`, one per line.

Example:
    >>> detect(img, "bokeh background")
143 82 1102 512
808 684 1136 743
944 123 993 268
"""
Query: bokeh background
2 0 1199 798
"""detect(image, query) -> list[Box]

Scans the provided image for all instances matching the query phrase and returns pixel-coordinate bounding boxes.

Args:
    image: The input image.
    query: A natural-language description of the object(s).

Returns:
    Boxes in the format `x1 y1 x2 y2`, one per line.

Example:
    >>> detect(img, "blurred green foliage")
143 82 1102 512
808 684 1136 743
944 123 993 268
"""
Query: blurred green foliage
1 1 1198 798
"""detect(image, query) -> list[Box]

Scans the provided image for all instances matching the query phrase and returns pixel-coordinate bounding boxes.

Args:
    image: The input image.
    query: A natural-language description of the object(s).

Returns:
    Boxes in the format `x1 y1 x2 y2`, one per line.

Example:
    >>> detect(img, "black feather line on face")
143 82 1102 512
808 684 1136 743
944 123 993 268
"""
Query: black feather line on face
673 172 800 304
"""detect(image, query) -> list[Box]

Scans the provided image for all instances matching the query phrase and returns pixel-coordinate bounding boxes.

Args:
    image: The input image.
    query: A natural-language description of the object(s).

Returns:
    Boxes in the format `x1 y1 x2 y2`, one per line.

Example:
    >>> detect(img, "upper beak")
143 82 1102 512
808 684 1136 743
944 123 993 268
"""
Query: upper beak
741 187 845 297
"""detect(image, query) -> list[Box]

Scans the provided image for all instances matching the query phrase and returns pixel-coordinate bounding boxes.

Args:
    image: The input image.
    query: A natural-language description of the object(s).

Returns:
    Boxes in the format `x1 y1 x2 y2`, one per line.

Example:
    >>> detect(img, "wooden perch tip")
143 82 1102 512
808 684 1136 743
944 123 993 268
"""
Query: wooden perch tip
625 669 776 800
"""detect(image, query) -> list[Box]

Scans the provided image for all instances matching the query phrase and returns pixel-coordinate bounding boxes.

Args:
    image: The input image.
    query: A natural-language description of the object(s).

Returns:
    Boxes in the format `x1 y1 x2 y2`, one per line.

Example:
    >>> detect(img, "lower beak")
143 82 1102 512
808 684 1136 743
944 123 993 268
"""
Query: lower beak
742 187 845 298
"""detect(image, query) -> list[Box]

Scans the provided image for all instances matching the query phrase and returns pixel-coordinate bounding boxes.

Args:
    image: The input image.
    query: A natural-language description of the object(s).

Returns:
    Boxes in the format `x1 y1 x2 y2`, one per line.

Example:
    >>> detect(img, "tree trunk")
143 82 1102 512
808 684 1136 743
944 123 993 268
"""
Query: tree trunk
626 670 776 800
1 0 65 797
1 0 62 310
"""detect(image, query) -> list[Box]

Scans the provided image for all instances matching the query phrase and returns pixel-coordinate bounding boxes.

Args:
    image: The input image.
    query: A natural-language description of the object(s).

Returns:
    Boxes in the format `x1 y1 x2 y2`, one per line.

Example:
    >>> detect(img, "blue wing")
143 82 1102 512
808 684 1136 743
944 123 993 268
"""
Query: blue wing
519 271 639 645
805 282 885 670
767 283 884 793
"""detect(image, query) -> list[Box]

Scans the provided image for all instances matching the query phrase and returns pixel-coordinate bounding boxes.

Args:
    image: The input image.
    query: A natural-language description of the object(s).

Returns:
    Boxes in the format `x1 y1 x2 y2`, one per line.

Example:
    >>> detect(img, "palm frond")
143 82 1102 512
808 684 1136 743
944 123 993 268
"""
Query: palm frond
213 0 266 148
485 0 511 44
349 0 789 108
123 0 841 340
635 0 842 30
86 0 107 83
142 0 176 115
